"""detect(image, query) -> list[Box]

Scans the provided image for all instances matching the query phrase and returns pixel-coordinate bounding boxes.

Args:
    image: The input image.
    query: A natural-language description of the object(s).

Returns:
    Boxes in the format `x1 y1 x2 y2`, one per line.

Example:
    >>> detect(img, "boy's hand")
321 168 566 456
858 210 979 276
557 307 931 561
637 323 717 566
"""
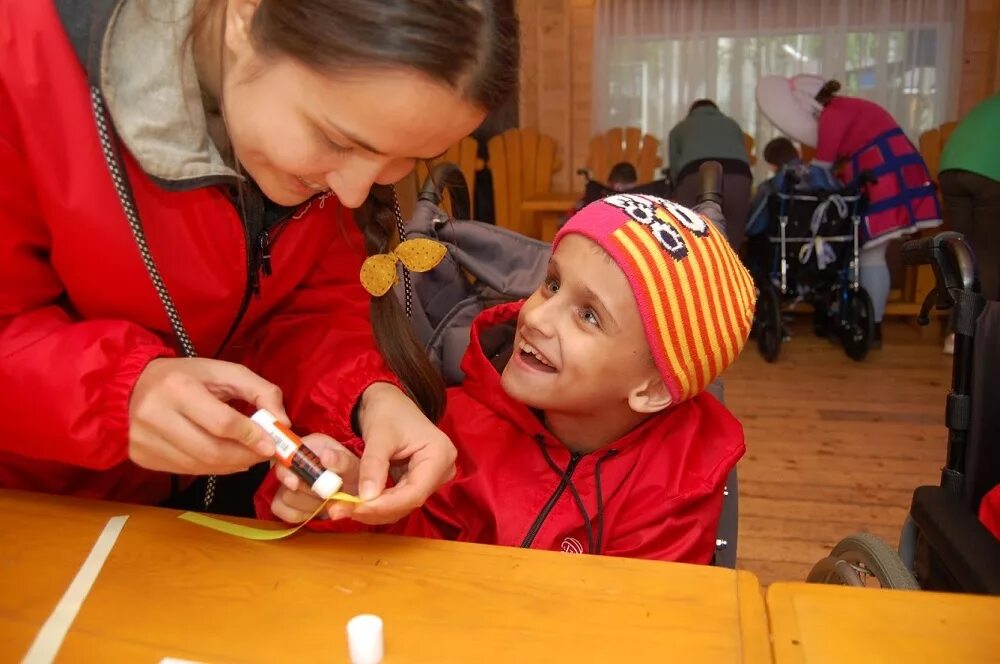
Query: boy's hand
270 433 361 523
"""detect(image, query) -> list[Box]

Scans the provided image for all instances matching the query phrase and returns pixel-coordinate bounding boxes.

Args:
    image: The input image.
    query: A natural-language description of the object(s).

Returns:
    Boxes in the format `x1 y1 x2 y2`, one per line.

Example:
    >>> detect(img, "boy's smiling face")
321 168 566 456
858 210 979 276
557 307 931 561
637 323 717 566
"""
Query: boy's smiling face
501 235 669 417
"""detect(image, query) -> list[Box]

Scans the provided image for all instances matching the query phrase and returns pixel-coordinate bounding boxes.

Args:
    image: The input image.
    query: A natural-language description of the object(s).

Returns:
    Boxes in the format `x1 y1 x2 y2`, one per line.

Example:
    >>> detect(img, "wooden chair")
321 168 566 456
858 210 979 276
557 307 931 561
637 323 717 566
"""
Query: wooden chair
396 136 483 221
488 128 561 238
586 127 663 183
918 121 958 182
743 132 757 167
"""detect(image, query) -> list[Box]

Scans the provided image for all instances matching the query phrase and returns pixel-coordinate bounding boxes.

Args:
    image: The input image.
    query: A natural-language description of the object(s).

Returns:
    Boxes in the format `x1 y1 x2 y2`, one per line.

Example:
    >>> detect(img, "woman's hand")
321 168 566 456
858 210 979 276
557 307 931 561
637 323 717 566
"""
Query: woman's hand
350 382 457 525
270 433 361 523
128 358 287 475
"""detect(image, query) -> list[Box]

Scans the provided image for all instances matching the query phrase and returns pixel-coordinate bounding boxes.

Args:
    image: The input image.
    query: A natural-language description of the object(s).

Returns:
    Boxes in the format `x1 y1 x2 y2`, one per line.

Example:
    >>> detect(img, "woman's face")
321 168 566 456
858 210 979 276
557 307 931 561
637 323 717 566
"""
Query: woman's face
220 4 487 208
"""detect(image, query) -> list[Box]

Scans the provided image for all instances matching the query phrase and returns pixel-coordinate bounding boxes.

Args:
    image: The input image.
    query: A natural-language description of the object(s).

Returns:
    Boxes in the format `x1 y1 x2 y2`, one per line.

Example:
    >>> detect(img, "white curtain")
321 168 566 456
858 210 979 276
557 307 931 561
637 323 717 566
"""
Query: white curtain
592 0 962 180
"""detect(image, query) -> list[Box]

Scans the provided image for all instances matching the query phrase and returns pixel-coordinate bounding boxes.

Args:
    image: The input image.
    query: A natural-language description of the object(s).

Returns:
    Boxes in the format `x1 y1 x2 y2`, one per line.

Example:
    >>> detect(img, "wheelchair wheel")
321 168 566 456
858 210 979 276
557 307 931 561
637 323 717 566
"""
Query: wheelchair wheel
756 282 782 363
840 287 874 361
807 532 919 590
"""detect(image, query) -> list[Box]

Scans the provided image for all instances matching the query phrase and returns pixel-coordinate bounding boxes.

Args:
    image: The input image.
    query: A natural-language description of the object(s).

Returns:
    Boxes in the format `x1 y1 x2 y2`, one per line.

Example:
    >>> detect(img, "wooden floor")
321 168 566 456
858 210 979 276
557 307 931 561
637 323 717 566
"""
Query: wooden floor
725 316 952 586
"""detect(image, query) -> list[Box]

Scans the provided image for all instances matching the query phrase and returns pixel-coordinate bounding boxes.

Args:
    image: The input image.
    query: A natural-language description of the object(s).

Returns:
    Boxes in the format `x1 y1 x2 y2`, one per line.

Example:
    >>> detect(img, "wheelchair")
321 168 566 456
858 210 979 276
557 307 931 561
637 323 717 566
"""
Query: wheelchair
574 167 674 206
806 232 1000 594
745 175 875 363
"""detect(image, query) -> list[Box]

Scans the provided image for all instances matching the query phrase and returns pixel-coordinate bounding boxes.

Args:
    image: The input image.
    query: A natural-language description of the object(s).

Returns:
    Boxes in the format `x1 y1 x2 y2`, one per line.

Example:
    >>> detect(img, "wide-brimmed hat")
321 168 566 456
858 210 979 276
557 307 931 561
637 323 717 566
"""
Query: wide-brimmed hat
756 74 826 147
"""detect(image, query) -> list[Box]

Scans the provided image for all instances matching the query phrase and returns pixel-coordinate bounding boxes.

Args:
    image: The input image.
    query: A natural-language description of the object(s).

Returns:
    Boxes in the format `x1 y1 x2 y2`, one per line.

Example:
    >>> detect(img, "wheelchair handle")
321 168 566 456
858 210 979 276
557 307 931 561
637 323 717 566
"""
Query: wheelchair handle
901 232 977 293
418 161 471 220
696 160 723 208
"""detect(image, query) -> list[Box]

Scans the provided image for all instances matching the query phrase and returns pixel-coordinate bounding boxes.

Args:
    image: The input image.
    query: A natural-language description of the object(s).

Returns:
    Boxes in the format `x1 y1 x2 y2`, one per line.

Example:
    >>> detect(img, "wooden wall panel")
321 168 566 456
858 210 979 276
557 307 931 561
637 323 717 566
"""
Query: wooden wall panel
516 0 594 192
958 0 1000 116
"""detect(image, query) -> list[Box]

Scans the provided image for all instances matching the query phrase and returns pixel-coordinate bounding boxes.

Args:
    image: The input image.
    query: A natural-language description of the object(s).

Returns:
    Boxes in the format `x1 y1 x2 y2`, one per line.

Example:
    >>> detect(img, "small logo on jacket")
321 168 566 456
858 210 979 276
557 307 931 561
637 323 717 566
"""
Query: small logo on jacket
560 537 584 554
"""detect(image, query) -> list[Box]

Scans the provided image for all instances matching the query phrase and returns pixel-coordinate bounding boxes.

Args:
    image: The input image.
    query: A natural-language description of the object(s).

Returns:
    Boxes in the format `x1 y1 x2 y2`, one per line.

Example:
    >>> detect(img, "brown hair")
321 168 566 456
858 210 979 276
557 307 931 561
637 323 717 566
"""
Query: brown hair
762 137 799 169
248 1 520 421
607 161 638 187
815 79 841 107
689 99 718 114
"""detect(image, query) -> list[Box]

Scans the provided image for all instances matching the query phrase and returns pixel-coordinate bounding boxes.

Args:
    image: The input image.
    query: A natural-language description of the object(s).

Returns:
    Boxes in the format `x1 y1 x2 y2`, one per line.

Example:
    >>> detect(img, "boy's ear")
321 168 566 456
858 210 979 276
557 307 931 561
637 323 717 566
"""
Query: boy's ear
627 375 672 414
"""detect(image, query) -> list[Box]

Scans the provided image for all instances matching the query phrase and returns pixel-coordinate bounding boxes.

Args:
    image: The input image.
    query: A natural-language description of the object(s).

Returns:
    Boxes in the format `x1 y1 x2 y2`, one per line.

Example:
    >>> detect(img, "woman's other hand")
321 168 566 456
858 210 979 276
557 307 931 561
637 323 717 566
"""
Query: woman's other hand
351 382 457 525
270 433 361 523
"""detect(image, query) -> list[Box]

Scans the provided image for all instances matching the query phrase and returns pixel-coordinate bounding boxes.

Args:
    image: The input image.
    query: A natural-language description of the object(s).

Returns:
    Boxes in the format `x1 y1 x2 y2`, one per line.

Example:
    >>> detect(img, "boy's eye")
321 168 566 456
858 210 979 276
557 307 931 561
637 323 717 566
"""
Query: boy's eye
579 307 601 327
544 278 560 294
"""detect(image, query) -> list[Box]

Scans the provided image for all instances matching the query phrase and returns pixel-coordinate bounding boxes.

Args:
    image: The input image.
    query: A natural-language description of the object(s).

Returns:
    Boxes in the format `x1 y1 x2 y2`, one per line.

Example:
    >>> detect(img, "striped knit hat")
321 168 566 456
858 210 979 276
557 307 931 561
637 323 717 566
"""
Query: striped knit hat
554 194 756 403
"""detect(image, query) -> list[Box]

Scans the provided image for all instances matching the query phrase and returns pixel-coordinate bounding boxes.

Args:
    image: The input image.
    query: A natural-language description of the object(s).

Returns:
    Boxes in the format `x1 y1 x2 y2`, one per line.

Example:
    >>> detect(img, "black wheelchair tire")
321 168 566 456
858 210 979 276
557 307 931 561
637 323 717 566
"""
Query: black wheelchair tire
806 532 920 590
757 283 783 363
841 287 875 361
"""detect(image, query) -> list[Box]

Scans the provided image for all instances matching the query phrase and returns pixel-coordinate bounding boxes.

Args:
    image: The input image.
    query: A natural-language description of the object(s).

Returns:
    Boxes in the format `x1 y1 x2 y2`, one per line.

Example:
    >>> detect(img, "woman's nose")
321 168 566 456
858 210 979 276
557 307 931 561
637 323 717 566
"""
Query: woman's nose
324 167 377 209
325 157 418 208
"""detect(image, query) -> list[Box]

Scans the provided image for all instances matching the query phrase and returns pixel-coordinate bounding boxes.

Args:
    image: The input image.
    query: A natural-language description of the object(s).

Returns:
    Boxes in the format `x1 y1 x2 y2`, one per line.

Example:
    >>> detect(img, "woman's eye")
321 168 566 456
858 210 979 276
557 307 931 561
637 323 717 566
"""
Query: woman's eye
316 127 351 155
326 139 351 155
544 278 559 293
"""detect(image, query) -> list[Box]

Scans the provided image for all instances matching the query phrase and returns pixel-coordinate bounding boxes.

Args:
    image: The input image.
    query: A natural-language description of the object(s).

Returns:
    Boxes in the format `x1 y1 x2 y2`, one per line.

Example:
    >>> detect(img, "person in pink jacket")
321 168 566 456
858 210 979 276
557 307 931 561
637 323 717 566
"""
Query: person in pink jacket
757 75 942 345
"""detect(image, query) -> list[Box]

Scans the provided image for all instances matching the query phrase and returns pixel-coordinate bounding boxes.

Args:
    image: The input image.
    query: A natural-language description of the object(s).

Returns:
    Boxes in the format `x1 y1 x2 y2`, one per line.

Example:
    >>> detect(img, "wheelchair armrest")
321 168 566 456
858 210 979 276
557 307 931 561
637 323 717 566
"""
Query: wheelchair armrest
909 485 1000 595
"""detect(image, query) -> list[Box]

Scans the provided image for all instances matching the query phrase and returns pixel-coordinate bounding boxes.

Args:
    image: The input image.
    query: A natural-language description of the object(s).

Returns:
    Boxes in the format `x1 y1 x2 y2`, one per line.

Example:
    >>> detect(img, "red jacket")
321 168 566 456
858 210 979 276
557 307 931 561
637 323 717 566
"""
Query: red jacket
258 303 745 563
0 0 392 504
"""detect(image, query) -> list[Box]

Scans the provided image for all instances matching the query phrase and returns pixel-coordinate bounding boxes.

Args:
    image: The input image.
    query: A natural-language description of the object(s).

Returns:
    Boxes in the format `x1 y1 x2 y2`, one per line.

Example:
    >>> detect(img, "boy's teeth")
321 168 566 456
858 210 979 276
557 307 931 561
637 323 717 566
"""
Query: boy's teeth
520 341 553 368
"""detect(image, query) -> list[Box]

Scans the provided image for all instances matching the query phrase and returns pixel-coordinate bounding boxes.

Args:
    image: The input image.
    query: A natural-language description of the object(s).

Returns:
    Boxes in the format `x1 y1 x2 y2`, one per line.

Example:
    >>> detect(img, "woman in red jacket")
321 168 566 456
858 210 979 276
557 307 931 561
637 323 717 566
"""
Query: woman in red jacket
0 1 518 517
261 195 756 563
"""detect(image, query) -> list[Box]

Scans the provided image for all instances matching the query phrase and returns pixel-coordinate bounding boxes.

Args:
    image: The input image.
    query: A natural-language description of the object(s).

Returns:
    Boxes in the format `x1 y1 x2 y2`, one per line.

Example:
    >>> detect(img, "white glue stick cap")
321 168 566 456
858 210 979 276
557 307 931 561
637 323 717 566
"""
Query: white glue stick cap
250 409 276 427
311 470 343 500
347 614 384 664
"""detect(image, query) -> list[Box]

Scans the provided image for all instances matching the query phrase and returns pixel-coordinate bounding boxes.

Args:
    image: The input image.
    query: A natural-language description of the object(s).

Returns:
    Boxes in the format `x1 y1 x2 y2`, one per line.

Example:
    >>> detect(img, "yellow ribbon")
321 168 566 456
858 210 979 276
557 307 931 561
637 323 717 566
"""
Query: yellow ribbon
359 238 447 297
178 492 362 541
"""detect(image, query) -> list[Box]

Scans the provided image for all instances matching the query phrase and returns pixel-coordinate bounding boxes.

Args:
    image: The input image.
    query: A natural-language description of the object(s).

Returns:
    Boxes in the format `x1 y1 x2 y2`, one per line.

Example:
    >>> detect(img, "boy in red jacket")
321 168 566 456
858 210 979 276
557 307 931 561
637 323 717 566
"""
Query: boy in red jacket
257 194 757 563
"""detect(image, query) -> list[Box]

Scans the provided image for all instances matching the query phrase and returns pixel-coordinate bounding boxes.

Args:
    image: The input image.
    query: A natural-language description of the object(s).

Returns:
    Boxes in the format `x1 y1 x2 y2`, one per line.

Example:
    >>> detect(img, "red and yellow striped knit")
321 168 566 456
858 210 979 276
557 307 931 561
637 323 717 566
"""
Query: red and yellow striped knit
554 194 756 403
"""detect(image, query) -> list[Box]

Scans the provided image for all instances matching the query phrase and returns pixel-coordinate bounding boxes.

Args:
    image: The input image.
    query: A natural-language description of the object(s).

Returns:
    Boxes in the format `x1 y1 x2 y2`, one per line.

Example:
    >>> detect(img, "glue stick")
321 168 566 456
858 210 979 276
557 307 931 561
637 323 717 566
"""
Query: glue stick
251 409 343 500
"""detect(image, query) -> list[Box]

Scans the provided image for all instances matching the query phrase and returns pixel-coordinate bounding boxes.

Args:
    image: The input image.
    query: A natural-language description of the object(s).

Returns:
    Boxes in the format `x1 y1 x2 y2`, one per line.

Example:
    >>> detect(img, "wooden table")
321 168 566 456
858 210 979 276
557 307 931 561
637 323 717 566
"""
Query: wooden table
1 490 771 663
767 582 1000 663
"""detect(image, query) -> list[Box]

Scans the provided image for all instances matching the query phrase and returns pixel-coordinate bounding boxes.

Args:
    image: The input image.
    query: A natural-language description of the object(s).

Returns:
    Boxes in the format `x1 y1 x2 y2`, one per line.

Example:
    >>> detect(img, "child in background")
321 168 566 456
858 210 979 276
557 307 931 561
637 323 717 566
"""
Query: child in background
745 137 838 238
257 195 757 563
561 161 641 230
607 161 639 192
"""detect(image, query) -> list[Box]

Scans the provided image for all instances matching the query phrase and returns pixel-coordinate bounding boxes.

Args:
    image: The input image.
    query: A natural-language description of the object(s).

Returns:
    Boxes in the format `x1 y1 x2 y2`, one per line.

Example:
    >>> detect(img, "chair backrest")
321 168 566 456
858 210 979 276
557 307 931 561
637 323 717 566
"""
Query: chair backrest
964 300 1000 512
743 132 757 166
799 143 816 163
586 127 663 183
918 121 958 181
487 128 560 237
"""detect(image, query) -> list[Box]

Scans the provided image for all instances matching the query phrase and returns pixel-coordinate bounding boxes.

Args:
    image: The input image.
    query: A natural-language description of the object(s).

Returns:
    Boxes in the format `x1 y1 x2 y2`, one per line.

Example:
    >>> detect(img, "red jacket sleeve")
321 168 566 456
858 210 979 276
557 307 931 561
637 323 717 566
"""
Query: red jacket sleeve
0 104 174 470
231 208 401 443
815 105 848 165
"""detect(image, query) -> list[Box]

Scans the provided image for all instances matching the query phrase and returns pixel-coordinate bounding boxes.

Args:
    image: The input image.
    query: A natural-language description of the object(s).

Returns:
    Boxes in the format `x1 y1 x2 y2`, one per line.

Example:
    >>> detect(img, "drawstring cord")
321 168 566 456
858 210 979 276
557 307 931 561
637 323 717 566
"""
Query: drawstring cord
534 436 619 555
593 450 618 554
535 437 594 554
